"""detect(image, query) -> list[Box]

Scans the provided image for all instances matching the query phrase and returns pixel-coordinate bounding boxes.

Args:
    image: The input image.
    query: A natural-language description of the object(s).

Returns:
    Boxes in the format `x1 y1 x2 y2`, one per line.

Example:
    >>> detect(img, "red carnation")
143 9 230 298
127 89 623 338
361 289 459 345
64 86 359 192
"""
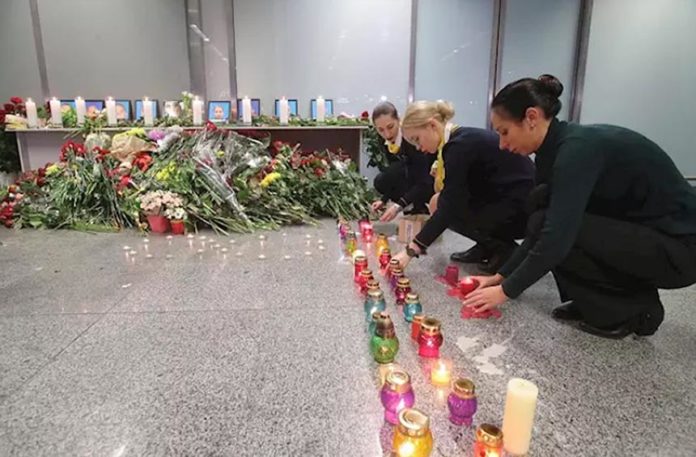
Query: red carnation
361 110 369 119
133 152 153 172
205 120 217 132
10 97 23 105
314 168 325 178
116 175 132 192
3 103 14 113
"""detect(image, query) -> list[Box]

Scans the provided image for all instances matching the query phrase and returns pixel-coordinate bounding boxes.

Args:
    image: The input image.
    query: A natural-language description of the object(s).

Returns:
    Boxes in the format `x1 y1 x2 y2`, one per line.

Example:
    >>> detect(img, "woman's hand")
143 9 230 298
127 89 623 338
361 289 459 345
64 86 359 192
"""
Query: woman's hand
380 203 401 222
371 200 384 213
461 285 509 312
392 250 412 270
470 274 504 290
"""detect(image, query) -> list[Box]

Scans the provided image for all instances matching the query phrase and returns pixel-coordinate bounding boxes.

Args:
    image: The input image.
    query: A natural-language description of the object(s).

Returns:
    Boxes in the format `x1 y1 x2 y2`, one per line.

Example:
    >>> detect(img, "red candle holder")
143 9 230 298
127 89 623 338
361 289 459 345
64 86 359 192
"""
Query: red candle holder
359 269 374 294
366 278 381 295
395 278 412 306
436 264 459 287
379 249 392 271
418 317 443 358
387 258 400 279
354 256 368 283
411 313 424 341
449 276 480 298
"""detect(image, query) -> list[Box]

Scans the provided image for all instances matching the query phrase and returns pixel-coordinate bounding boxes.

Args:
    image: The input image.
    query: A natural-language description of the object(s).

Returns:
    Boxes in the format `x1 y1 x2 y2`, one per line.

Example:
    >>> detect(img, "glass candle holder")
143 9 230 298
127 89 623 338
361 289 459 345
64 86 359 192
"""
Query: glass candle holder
403 293 422 322
371 318 399 364
338 221 350 241
379 248 392 270
387 258 401 280
390 268 404 291
418 317 443 358
366 279 381 295
448 378 477 426
430 359 452 387
392 408 434 456
369 311 391 336
359 269 375 294
375 233 390 256
380 370 415 425
345 233 358 256
473 424 504 457
395 278 412 306
459 276 480 297
378 362 403 386
365 289 387 321
354 255 368 283
444 264 459 285
363 225 374 242
411 313 425 341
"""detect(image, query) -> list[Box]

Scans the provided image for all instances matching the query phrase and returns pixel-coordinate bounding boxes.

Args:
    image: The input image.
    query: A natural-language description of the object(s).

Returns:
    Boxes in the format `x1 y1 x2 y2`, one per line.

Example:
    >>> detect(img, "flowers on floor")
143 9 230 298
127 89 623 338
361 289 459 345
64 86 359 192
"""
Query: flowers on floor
0 125 374 233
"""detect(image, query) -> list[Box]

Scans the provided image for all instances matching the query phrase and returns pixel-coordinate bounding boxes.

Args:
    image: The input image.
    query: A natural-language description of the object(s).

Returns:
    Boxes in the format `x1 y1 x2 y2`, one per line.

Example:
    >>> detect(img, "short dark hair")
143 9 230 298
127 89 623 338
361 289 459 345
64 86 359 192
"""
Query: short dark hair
492 74 564 121
371 101 399 122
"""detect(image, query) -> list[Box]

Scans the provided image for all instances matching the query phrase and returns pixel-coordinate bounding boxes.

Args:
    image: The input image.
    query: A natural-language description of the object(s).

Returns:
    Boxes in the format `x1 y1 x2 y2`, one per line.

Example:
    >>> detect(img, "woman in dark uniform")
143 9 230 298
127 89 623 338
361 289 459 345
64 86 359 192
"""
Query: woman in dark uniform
370 101 435 220
464 75 696 338
393 100 535 274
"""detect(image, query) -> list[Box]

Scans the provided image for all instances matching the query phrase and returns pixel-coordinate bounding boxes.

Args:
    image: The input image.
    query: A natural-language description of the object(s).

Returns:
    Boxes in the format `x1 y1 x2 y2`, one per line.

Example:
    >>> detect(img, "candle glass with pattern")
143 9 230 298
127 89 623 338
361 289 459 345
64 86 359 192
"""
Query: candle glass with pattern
392 408 434 456
418 317 443 358
366 279 381 296
359 269 375 294
371 315 399 364
369 311 390 336
387 258 400 279
365 289 387 321
458 276 480 297
375 233 390 256
390 268 404 291
354 255 368 283
395 278 412 306
363 223 374 242
448 378 477 426
379 248 392 270
338 221 350 241
380 370 415 425
473 424 504 457
345 232 358 256
411 313 424 341
403 293 423 322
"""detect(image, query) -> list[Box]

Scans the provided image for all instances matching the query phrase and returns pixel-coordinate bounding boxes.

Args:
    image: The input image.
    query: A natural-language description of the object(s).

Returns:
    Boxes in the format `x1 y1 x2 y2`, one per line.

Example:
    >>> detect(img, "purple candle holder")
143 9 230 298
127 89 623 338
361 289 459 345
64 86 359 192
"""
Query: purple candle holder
380 370 415 425
448 378 477 426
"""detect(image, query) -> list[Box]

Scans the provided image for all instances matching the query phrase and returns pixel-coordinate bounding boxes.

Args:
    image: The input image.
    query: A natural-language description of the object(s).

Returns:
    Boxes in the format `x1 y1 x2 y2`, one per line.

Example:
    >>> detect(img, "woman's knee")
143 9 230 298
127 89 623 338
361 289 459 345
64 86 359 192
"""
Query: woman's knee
428 193 440 214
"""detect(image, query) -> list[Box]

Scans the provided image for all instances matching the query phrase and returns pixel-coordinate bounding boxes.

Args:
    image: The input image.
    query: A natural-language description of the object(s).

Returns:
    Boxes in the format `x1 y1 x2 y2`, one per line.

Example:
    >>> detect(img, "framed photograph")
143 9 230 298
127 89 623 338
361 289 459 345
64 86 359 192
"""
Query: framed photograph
208 100 231 123
163 101 182 118
135 99 160 120
60 99 76 113
237 98 261 118
114 99 132 121
274 99 298 117
310 99 334 119
85 100 104 117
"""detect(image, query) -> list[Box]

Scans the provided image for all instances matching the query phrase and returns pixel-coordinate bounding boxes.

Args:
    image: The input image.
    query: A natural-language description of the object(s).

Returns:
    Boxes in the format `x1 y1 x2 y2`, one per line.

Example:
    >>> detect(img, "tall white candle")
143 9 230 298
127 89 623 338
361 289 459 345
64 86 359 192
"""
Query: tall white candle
75 97 86 125
502 378 539 456
143 97 154 126
49 97 62 126
25 98 38 128
279 97 289 125
316 96 326 122
242 96 252 124
192 96 203 125
106 97 117 126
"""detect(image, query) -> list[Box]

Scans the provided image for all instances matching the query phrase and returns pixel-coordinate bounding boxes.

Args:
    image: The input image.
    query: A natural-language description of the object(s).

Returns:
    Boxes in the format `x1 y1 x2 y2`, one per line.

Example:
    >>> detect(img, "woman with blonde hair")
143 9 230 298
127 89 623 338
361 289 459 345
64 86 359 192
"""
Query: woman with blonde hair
393 100 535 273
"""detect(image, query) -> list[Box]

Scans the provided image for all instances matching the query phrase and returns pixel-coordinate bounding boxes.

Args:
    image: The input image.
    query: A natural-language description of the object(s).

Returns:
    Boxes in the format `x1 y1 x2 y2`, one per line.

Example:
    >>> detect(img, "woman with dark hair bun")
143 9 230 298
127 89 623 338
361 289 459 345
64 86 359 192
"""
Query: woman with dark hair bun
463 74 696 339
370 101 436 220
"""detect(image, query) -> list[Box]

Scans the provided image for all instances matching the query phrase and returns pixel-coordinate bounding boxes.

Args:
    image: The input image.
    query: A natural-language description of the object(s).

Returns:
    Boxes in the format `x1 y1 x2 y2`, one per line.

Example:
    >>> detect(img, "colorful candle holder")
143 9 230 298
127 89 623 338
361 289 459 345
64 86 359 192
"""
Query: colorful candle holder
338 221 350 240
345 232 358 255
458 276 480 297
378 362 402 386
392 408 434 456
365 289 387 321
366 279 381 295
380 370 415 425
363 225 374 242
369 311 391 336
418 317 443 358
387 258 400 280
379 248 392 270
430 359 452 387
375 233 390 256
371 316 399 364
354 255 368 283
473 424 504 457
448 378 477 426
359 269 374 294
390 268 404 291
395 277 412 305
403 293 423 322
410 313 424 341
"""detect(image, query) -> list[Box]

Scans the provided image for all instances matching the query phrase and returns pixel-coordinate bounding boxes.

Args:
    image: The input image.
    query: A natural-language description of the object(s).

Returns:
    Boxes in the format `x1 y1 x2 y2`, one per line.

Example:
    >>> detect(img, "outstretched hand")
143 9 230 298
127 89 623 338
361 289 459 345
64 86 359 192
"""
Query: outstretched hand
461 285 508 312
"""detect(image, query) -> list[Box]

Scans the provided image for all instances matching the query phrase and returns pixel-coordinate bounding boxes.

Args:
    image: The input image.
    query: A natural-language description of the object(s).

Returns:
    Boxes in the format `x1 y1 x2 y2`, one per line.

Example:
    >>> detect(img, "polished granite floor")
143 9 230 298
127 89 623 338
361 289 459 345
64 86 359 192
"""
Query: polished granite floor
0 221 695 457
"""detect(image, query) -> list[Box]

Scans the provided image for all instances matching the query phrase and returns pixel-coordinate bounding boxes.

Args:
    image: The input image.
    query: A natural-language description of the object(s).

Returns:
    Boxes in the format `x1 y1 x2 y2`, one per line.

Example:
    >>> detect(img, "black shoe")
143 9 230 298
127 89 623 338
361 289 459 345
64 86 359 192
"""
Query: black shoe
476 243 517 274
635 302 665 336
450 244 489 264
551 302 582 321
577 318 639 340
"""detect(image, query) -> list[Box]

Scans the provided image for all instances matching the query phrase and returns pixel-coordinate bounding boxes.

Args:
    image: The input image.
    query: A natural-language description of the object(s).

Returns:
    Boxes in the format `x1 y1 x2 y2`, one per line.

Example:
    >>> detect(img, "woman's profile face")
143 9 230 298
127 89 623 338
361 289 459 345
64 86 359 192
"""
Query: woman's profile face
373 114 400 143
490 110 537 155
403 121 440 154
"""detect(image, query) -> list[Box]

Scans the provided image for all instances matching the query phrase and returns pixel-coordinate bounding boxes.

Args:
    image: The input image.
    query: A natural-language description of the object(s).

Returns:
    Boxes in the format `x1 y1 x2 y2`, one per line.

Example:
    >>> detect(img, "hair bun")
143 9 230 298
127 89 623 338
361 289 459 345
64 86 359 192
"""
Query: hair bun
538 74 564 98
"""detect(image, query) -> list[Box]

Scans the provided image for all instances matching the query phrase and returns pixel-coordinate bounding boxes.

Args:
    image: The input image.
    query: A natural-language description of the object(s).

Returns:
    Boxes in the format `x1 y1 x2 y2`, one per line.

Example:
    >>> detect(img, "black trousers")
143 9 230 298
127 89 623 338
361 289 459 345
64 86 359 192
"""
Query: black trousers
449 198 529 253
533 211 696 328
374 161 408 204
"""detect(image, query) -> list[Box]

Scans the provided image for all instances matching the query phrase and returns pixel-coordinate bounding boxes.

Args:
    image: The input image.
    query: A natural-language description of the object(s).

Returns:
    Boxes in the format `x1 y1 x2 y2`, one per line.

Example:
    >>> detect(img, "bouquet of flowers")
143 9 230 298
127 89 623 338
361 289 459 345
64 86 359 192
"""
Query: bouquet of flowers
138 190 184 216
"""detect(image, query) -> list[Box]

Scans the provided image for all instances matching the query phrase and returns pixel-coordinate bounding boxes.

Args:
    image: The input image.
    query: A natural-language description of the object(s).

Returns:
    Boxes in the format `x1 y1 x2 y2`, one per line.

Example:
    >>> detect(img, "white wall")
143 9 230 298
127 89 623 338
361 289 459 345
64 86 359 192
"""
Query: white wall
0 0 43 103
233 0 411 117
581 0 696 177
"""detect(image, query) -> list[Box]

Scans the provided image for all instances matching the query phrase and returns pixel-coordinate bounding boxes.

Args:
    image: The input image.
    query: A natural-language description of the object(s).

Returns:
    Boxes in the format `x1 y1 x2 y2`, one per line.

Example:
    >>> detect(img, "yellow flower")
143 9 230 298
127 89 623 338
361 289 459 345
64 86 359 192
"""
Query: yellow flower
46 164 60 176
125 127 146 137
155 162 176 182
260 172 282 188
216 150 225 158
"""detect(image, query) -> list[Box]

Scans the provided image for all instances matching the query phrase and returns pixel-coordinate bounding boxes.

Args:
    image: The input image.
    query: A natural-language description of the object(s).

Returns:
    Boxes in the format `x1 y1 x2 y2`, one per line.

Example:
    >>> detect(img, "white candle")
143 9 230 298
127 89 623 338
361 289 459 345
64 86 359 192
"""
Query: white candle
192 96 203 125
25 98 38 128
316 96 326 122
279 97 289 125
106 97 117 126
143 97 154 126
242 96 252 124
75 97 86 125
49 97 62 126
502 378 539 456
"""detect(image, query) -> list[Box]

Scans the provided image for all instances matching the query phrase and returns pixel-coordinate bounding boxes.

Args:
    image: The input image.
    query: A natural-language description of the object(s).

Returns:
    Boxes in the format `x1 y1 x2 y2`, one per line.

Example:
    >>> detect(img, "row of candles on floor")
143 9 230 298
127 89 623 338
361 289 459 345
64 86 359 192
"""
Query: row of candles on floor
340 220 539 457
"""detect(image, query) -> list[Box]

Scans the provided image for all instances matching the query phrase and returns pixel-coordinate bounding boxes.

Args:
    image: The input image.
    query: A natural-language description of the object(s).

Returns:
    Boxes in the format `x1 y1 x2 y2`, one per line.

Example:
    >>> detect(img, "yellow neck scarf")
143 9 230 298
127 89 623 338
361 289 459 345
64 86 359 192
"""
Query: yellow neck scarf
433 123 456 192
385 131 402 154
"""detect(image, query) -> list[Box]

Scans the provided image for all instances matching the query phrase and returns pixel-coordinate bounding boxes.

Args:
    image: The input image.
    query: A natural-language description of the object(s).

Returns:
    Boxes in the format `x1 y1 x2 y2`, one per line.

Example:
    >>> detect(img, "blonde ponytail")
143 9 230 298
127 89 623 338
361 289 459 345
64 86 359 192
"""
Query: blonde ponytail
402 100 455 129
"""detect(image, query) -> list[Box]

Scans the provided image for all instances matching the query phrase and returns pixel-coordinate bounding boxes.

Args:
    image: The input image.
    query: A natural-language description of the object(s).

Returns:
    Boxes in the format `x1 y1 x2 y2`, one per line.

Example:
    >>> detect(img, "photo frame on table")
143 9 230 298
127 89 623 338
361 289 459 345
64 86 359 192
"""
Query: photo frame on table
134 99 160 120
236 98 261 118
115 99 132 121
85 100 105 117
274 99 298 117
60 100 76 113
163 101 182 118
310 99 334 119
208 100 231 123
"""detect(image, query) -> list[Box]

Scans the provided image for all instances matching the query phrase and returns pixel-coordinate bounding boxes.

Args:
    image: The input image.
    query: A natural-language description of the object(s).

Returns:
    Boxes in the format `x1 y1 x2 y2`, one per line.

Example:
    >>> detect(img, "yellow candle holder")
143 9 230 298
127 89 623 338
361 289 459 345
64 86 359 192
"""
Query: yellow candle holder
392 408 434 457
